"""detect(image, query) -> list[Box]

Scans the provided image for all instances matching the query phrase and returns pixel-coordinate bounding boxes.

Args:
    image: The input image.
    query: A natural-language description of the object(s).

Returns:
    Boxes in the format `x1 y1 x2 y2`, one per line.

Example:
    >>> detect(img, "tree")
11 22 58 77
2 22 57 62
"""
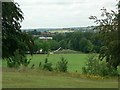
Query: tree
41 41 50 54
89 2 120 68
79 38 93 53
82 54 118 76
59 40 68 49
69 32 82 51
33 39 42 53
2 2 34 63
48 40 60 50
91 33 103 53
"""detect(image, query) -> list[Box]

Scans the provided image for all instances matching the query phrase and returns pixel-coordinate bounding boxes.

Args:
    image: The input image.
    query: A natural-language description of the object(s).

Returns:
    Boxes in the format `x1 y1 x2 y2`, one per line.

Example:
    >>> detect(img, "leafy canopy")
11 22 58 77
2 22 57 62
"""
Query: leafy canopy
89 2 120 68
2 2 34 58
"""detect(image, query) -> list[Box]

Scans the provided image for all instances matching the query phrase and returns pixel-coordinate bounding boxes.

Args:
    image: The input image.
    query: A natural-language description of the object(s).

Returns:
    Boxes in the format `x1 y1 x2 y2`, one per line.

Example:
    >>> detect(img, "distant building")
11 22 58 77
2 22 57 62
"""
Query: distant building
33 35 40 37
39 36 53 40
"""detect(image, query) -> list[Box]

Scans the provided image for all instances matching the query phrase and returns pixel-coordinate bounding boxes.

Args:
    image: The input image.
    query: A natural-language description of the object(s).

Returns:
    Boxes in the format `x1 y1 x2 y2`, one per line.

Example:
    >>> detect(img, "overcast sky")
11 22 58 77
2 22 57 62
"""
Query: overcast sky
14 0 117 29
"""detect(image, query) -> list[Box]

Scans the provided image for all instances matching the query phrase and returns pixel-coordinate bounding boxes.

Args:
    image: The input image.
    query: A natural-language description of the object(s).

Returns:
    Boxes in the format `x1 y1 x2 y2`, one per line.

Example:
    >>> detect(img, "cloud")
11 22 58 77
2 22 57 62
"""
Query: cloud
15 0 86 6
14 0 117 29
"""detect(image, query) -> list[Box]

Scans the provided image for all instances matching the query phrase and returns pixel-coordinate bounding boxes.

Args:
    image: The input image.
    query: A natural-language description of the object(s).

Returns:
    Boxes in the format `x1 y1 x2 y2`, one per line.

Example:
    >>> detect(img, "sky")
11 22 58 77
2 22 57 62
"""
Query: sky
14 0 117 29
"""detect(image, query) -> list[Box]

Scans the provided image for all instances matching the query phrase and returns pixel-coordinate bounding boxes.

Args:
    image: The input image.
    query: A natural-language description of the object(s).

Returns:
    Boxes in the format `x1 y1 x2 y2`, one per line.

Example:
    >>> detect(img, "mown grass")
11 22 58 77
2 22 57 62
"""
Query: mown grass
2 54 119 88
0 59 1 68
2 54 87 73
28 54 87 73
2 68 118 88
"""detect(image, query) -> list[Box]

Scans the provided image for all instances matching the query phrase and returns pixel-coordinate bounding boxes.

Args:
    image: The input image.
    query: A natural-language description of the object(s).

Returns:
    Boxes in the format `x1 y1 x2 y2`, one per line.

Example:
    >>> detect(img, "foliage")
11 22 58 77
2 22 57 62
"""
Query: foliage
37 57 68 72
79 38 93 53
91 33 103 53
59 40 68 49
32 29 103 54
31 64 35 69
55 57 68 72
82 54 118 76
33 39 42 53
43 58 53 71
53 31 102 53
7 50 31 68
39 62 42 68
41 42 50 54
32 31 103 54
89 6 120 68
33 38 60 53
47 40 60 50
2 2 34 66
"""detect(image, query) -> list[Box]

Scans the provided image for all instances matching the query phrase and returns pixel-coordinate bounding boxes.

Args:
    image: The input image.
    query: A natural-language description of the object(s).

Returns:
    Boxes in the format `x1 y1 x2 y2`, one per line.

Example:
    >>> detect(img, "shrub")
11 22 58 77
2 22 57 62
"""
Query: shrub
7 50 31 68
55 57 68 72
43 58 53 71
39 62 42 68
31 64 35 69
82 54 118 76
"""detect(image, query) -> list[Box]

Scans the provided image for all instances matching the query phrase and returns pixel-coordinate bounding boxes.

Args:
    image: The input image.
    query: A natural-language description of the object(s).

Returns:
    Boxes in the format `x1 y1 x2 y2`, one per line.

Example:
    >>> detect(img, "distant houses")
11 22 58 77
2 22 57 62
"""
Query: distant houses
38 36 53 40
31 31 53 40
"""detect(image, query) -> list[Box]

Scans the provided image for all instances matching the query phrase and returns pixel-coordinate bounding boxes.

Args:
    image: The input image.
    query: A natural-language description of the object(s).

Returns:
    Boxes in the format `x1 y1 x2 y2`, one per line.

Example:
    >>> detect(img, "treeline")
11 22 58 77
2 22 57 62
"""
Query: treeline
33 37 60 53
33 31 103 53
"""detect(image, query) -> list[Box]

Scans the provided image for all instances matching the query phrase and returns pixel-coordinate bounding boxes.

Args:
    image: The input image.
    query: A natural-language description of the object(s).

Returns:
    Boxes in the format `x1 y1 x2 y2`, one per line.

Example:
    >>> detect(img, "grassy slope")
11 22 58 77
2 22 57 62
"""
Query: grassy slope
2 69 118 88
2 54 119 88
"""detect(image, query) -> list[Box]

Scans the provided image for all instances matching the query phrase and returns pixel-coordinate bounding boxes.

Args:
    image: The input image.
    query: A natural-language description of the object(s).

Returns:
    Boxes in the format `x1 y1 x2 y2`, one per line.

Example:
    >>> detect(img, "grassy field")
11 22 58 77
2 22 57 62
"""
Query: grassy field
2 54 87 73
0 59 1 68
2 68 118 88
28 54 87 73
2 54 119 88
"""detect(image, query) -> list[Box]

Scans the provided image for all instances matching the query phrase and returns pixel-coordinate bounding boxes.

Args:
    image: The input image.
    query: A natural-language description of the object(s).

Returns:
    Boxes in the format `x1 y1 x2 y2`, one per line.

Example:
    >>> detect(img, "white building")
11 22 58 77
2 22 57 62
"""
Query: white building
39 37 53 40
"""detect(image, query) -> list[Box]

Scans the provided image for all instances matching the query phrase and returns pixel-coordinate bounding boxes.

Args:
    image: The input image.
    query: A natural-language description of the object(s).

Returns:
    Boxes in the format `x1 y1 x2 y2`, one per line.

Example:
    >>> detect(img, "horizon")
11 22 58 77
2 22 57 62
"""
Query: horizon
21 25 95 30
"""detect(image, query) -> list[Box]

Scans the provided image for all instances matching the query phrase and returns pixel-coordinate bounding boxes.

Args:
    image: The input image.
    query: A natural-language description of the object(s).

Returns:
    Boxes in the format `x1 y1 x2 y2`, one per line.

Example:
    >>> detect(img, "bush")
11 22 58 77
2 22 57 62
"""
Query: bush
31 64 35 69
43 58 53 71
7 50 31 68
82 54 118 76
39 62 42 68
55 57 68 72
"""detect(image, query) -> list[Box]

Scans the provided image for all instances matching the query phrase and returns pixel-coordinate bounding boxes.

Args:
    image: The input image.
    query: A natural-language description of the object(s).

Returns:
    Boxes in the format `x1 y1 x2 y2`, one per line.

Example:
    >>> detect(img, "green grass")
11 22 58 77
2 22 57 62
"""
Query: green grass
54 49 81 54
28 54 87 73
0 60 2 67
2 54 87 73
2 68 118 88
2 54 119 88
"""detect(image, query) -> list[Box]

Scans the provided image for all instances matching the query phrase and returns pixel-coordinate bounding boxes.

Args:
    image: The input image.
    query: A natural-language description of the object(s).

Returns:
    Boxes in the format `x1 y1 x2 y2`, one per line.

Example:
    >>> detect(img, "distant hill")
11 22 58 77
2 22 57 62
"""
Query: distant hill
22 26 98 33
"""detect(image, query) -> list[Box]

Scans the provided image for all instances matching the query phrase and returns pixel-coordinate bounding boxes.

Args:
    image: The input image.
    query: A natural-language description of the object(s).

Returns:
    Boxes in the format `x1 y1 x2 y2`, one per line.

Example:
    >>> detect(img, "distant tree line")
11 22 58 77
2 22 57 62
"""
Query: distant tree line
33 37 60 53
53 31 103 53
33 31 103 53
